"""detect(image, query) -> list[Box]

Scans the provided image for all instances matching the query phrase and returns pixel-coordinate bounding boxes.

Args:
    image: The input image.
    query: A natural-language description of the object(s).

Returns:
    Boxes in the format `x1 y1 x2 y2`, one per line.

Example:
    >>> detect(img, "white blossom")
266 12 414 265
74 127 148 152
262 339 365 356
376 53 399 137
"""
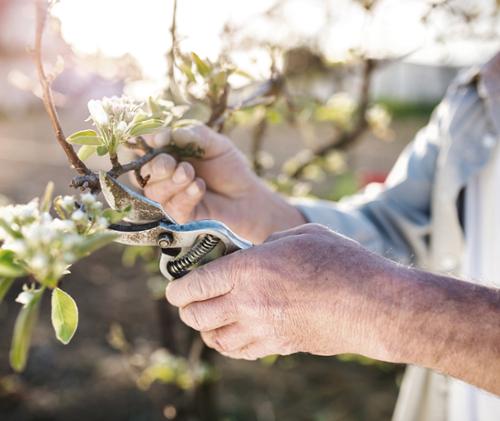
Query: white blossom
88 100 109 126
0 191 118 287
71 209 86 222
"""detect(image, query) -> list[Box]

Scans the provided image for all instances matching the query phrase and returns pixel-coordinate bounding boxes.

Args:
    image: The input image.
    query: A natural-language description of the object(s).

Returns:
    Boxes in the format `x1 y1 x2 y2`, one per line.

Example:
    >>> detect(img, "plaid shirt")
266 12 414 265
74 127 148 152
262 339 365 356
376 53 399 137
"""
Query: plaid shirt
295 52 500 420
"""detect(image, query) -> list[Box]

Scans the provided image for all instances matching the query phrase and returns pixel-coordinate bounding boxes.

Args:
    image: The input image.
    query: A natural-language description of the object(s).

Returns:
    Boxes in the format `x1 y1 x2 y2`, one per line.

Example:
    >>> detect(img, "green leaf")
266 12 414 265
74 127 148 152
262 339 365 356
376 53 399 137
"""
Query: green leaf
147 97 161 117
66 130 103 146
171 119 201 129
179 63 196 83
77 145 97 161
0 219 22 239
97 145 109 156
40 181 54 213
10 288 44 372
51 288 78 345
0 278 14 302
129 119 165 137
233 68 254 80
103 206 131 224
212 70 228 91
191 52 211 77
131 111 151 125
74 232 118 258
0 250 27 278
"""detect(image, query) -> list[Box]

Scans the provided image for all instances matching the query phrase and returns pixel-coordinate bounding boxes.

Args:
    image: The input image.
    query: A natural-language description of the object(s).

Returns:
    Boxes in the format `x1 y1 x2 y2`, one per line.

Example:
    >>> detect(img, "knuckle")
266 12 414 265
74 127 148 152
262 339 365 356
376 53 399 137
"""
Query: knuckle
305 223 329 234
180 305 203 330
162 154 177 169
212 329 235 353
187 276 207 300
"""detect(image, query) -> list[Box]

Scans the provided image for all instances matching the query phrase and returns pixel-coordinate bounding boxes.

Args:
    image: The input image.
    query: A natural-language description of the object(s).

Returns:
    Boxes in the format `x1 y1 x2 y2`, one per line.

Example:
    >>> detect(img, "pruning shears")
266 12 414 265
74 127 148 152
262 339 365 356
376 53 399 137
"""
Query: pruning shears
99 172 252 281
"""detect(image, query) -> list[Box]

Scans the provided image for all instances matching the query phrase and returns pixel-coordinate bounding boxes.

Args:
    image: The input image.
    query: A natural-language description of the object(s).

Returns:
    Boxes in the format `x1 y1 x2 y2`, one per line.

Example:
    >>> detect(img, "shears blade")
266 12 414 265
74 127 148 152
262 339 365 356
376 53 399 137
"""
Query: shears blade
99 171 176 224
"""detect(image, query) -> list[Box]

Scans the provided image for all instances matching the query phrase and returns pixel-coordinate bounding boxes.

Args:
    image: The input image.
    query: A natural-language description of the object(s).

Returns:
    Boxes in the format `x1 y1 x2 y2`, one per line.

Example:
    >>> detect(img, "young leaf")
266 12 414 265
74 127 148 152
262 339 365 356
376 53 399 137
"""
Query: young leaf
0 219 22 239
40 181 54 213
66 130 103 146
179 63 196 83
131 111 151 125
102 206 131 224
233 68 254 80
0 250 27 278
0 278 14 302
10 288 44 372
129 119 165 137
191 52 212 77
77 145 97 161
147 97 161 117
51 288 78 345
97 145 109 156
74 231 118 258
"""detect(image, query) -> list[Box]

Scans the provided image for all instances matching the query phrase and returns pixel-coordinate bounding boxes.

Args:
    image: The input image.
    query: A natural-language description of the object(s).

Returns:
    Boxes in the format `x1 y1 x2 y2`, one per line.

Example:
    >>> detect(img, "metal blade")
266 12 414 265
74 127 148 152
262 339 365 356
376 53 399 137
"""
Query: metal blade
99 171 176 224
108 222 166 246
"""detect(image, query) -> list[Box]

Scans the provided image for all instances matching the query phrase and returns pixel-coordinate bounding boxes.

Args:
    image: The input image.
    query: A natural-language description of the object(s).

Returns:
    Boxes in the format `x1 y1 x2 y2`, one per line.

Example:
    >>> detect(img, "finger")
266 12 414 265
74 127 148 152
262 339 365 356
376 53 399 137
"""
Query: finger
144 129 171 148
178 295 237 331
163 178 206 223
166 262 234 308
140 154 177 183
172 124 232 159
201 323 254 354
223 341 273 361
144 161 195 205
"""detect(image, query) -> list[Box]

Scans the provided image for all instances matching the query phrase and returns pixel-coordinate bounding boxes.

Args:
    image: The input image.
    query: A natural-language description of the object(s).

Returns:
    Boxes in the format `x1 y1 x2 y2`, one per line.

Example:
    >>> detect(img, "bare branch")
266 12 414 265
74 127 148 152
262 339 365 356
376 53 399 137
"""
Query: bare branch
34 0 92 177
71 142 204 191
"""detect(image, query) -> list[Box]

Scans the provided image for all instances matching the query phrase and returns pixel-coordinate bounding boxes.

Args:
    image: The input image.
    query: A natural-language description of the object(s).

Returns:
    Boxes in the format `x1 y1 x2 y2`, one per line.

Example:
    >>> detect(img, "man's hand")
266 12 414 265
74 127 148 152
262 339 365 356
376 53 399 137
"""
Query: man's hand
165 224 500 395
165 224 394 360
140 124 305 243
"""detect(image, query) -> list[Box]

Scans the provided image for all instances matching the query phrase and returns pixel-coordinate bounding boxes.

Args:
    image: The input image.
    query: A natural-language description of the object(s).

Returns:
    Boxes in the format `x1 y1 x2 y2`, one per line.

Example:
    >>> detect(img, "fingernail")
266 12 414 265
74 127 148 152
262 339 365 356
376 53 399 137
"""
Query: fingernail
187 183 200 197
173 166 187 184
152 156 169 176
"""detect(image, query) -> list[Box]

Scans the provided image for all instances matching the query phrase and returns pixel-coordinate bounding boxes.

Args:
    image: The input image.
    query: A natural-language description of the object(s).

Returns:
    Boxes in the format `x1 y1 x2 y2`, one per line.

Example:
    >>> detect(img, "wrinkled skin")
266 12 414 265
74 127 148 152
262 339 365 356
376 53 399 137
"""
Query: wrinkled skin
140 124 305 243
139 125 500 395
165 224 394 361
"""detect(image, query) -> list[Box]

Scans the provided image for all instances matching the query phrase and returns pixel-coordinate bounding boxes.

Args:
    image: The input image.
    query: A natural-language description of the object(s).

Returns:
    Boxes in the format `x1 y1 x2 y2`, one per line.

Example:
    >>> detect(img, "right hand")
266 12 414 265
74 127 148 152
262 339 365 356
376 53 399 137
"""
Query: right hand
139 124 305 243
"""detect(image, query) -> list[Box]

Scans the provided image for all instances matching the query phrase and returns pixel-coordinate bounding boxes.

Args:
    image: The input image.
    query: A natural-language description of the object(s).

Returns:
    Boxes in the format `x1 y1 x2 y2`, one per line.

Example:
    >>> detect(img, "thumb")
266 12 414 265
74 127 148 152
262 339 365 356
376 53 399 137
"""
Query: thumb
172 124 232 159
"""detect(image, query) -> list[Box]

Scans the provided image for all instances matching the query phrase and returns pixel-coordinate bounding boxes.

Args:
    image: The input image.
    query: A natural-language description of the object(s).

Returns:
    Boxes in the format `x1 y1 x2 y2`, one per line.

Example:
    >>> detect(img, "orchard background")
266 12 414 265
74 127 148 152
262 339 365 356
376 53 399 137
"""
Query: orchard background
0 0 499 420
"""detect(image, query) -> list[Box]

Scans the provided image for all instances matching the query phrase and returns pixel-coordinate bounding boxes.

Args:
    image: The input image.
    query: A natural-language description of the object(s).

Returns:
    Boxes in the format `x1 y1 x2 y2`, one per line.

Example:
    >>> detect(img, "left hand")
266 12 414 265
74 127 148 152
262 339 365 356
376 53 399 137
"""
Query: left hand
165 224 397 361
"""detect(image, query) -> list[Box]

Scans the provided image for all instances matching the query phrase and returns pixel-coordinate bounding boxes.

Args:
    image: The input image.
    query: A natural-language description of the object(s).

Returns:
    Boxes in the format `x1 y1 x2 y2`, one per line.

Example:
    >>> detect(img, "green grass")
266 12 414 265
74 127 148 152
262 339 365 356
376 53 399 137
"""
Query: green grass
377 99 438 120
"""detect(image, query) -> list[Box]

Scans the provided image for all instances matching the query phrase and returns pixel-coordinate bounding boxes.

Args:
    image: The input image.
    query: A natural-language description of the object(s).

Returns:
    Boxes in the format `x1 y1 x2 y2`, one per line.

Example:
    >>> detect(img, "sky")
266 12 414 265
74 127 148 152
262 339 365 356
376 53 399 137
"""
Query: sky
51 0 500 82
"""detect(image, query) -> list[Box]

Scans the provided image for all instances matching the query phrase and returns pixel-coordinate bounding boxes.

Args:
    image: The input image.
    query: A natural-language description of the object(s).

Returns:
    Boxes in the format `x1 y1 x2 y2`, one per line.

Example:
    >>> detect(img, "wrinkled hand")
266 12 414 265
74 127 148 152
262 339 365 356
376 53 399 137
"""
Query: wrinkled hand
165 224 396 361
139 124 305 243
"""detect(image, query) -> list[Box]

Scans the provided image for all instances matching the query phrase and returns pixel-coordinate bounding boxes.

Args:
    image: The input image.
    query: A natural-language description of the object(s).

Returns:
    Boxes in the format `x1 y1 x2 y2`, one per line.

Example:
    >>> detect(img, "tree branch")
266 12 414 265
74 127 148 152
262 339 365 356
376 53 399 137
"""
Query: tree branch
71 142 204 191
290 58 377 179
34 0 92 177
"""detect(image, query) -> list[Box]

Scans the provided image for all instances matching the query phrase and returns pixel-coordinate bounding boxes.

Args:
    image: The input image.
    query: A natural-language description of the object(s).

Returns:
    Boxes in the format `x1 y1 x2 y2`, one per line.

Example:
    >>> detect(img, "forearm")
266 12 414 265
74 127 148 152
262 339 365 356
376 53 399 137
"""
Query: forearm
378 266 500 394
250 183 306 243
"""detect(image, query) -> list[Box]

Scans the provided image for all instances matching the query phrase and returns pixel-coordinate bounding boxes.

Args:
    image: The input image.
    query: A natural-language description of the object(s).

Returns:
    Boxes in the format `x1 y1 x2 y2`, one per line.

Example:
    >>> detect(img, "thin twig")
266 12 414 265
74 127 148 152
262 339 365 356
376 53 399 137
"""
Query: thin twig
71 142 204 191
206 83 229 132
168 0 178 81
34 0 91 177
251 113 268 176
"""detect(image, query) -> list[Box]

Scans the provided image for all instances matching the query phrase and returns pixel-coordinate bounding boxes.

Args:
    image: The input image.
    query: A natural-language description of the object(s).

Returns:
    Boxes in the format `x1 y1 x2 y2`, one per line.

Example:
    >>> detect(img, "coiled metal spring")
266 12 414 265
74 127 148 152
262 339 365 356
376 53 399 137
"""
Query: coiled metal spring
167 234 220 277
